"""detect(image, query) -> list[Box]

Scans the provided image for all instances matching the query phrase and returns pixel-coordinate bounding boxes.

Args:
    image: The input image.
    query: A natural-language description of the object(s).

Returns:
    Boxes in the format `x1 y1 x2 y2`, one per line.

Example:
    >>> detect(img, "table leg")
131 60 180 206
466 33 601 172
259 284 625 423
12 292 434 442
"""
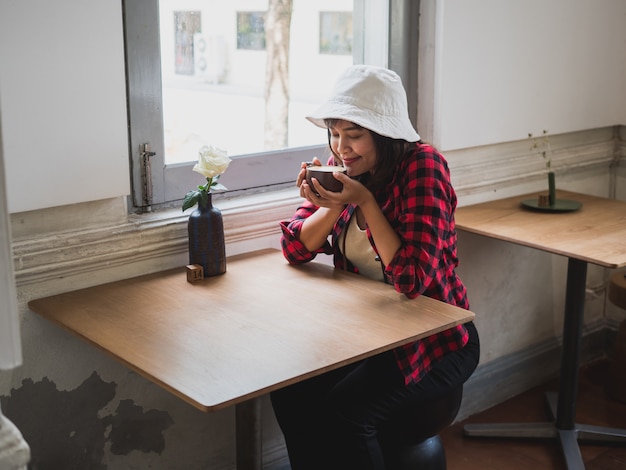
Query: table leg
235 398 262 470
464 258 626 470
555 258 586 431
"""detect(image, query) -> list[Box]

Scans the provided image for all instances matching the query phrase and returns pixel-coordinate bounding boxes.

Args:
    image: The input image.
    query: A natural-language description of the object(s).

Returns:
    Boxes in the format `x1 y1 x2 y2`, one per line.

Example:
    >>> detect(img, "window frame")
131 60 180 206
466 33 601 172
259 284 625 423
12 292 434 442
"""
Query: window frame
123 0 418 212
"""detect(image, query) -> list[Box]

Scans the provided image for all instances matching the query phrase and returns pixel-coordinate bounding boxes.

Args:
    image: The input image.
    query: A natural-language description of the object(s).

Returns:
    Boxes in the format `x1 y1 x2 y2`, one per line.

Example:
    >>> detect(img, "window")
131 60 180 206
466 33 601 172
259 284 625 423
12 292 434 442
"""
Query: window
173 11 201 75
237 12 266 50
319 12 352 55
123 0 417 212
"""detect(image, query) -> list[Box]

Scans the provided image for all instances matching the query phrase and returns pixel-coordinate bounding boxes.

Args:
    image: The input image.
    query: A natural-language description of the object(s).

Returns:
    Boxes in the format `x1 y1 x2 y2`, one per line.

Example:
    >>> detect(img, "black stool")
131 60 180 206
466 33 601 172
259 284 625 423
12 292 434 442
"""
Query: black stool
380 386 463 470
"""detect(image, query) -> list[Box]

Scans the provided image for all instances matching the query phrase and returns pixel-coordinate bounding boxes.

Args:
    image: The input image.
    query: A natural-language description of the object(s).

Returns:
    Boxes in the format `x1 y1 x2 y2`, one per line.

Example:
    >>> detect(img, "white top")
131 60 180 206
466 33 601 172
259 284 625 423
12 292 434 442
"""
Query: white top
339 215 385 282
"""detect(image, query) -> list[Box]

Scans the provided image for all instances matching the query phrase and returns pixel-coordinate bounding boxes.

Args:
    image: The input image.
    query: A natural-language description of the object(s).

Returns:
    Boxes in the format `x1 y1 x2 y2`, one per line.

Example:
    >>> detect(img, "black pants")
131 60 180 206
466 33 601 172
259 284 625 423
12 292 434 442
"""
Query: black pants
270 322 480 470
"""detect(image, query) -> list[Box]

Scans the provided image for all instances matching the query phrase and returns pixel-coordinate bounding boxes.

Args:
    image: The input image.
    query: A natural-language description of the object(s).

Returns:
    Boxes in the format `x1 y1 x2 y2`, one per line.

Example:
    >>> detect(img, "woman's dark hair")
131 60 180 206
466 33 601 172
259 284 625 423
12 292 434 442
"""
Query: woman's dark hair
325 119 417 192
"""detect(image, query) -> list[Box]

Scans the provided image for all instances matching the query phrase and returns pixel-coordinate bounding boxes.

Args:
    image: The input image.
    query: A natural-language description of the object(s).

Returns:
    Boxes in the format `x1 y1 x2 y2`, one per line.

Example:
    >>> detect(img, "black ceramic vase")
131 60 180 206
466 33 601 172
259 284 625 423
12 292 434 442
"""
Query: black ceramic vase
188 193 226 277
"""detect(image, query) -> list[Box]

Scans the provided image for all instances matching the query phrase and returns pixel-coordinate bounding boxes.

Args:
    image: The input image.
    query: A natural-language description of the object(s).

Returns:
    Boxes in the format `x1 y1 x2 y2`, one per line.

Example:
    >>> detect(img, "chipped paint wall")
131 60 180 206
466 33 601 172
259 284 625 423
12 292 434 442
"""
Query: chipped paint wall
2 374 173 468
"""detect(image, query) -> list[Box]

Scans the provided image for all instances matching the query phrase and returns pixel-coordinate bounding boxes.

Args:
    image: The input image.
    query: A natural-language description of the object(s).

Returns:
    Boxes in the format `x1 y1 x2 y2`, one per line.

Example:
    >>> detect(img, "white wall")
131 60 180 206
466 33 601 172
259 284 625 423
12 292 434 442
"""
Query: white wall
420 0 626 150
0 0 129 213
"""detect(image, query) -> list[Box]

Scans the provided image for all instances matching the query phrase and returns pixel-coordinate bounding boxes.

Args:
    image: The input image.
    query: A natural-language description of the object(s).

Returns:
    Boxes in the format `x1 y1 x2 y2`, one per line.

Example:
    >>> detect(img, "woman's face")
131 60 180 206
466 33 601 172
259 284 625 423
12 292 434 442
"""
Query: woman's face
328 119 377 177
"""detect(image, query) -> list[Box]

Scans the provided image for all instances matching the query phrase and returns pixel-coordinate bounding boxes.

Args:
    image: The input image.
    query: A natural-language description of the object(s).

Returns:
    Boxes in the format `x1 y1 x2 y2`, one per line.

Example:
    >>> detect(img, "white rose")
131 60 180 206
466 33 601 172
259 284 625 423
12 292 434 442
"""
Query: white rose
193 146 231 178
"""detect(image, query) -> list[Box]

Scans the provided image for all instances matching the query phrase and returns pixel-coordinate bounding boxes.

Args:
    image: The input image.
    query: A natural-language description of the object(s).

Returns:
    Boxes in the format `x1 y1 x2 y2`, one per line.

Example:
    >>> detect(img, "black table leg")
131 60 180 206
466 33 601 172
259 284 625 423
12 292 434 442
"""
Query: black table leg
555 258 587 431
464 258 626 470
236 398 262 470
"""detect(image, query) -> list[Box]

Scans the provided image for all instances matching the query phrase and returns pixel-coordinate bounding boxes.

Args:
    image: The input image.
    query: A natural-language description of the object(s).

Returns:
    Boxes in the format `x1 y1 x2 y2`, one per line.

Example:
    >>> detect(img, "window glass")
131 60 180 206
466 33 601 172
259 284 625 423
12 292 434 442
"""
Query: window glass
159 1 353 165
319 12 352 55
123 0 404 211
173 11 201 75
237 12 266 50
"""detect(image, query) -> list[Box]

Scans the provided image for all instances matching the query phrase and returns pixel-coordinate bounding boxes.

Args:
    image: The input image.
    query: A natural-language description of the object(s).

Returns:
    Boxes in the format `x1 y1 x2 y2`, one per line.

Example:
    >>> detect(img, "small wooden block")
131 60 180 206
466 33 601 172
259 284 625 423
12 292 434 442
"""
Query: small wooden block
537 194 550 207
186 264 204 282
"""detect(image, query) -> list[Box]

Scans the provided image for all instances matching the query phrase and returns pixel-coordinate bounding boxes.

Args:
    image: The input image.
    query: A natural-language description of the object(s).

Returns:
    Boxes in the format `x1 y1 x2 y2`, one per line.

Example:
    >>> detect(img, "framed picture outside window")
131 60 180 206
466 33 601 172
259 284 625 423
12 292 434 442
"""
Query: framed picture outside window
174 11 201 75
319 11 352 55
237 11 265 50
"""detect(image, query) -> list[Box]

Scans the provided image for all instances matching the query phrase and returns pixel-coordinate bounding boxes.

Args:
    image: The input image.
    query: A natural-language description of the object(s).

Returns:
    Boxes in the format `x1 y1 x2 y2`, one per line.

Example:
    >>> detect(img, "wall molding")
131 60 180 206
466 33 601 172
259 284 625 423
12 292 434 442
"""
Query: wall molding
448 126 617 197
11 126 623 288
12 188 300 287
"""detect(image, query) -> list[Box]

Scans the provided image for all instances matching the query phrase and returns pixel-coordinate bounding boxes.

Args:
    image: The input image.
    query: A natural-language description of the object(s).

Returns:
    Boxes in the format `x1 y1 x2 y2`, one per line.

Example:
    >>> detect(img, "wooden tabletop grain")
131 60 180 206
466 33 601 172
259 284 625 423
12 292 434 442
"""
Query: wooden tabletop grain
455 190 626 268
28 249 474 412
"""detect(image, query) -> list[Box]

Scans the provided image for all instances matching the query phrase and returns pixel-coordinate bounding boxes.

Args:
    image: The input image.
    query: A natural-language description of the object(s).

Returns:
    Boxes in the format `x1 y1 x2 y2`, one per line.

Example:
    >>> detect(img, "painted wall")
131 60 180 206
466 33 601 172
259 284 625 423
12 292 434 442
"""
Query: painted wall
0 0 625 468
436 0 626 150
0 0 129 213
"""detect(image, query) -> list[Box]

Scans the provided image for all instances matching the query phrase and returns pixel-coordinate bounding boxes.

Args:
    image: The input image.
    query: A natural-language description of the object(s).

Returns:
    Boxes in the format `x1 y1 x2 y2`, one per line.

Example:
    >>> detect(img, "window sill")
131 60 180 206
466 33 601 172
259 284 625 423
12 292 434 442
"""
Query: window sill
13 186 301 288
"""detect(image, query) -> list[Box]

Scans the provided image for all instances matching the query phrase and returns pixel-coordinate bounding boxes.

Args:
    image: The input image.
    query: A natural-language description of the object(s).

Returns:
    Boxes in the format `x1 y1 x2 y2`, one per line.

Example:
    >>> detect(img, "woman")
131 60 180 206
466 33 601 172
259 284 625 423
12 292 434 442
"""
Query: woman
271 65 480 470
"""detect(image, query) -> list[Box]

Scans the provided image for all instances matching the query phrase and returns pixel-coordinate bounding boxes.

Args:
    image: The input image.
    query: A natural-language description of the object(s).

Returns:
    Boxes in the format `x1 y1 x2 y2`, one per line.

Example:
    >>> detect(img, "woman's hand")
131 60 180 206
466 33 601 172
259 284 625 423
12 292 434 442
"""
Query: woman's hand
310 172 401 266
296 157 322 190
296 158 347 251
298 158 354 210
305 171 372 208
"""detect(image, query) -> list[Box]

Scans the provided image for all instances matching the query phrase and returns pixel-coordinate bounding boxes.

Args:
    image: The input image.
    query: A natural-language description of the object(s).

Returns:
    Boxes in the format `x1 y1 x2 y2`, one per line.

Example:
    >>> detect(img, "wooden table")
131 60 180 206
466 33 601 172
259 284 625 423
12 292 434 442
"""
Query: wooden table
28 248 474 470
456 190 626 470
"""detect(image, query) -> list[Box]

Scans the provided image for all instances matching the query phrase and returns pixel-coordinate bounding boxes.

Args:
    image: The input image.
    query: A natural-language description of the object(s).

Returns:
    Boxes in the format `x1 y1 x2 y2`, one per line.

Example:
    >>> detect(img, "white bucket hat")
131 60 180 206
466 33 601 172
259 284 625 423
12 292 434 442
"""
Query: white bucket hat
306 65 420 142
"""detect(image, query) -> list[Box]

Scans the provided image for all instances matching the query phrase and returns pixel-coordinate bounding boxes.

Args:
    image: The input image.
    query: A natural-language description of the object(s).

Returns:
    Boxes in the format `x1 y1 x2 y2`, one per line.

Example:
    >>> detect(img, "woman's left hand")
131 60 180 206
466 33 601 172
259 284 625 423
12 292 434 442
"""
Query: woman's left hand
303 171 371 208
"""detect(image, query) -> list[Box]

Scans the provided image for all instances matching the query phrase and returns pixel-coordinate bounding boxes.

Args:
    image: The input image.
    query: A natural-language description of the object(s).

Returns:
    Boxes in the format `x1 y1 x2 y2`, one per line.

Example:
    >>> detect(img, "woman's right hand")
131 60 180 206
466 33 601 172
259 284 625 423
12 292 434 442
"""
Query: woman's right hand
297 157 322 192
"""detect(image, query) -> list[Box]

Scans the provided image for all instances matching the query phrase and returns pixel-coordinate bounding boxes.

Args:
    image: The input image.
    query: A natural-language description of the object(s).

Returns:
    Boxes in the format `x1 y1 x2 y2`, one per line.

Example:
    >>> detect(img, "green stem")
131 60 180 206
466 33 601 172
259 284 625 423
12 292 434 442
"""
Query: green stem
548 171 556 206
203 177 213 192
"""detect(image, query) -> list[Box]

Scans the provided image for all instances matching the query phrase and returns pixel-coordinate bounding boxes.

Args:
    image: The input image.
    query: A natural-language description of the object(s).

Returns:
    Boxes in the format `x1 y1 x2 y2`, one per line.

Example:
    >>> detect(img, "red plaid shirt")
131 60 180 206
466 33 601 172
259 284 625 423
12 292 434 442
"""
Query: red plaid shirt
280 143 470 385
